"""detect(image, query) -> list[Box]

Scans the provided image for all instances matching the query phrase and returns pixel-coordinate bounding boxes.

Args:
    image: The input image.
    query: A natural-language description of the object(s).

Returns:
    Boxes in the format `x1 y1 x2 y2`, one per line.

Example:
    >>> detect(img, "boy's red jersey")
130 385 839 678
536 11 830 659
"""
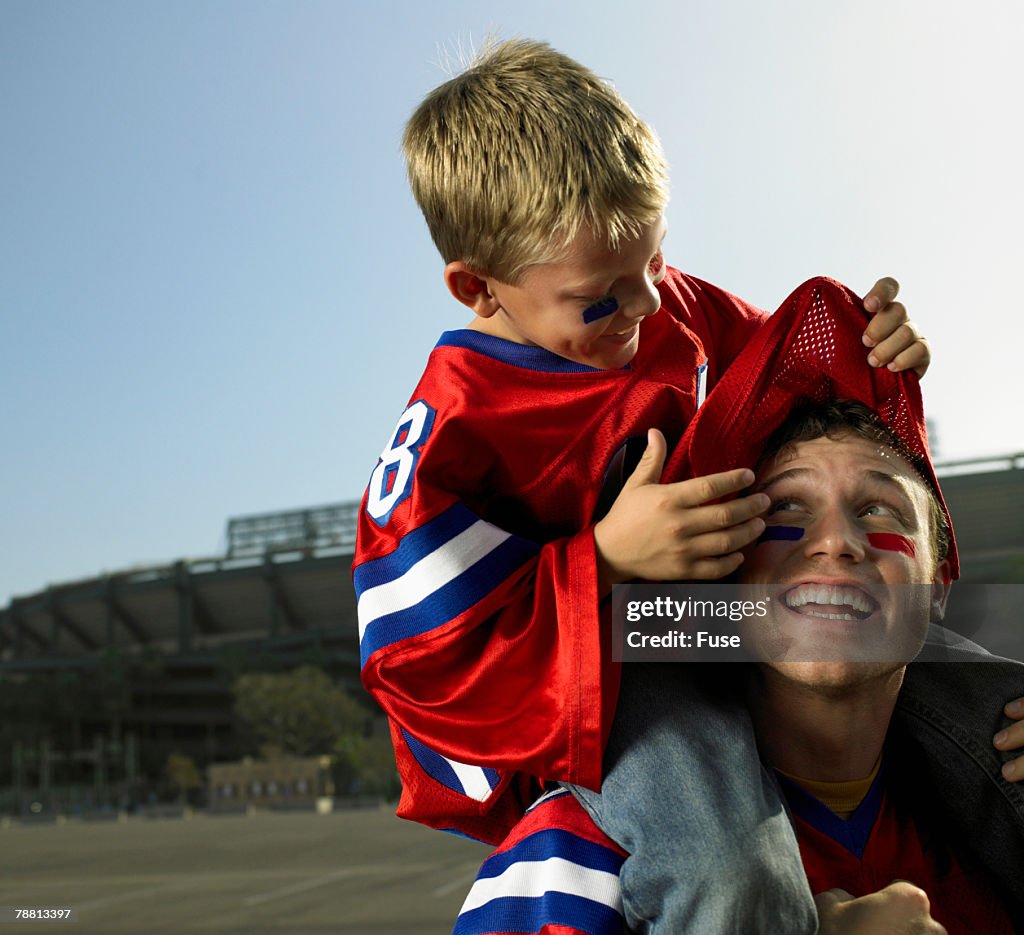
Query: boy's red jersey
353 268 765 842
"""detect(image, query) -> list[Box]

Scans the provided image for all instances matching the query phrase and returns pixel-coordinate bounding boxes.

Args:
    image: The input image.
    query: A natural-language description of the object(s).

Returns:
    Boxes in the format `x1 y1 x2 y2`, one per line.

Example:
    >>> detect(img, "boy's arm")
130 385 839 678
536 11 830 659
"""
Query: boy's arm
354 388 620 836
356 497 613 807
861 277 931 377
672 271 929 382
994 696 1024 782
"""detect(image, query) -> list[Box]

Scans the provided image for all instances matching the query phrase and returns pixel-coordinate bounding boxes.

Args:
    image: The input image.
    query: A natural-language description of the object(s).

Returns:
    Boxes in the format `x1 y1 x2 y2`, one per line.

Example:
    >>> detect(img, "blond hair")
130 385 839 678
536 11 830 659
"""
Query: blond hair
402 38 669 283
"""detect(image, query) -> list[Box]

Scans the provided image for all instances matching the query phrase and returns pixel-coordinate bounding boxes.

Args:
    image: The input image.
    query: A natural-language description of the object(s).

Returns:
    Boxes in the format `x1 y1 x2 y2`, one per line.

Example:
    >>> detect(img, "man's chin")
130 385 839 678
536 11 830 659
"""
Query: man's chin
770 659 902 694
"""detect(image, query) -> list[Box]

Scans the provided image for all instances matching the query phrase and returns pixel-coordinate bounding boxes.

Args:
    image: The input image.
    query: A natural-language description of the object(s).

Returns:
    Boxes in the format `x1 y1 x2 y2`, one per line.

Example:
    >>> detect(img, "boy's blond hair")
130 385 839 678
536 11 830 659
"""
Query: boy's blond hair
403 38 669 284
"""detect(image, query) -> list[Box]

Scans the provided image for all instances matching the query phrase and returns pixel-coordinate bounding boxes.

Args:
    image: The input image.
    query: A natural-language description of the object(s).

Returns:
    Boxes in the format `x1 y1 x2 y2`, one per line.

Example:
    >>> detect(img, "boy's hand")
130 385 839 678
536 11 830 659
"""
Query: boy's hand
815 883 947 934
861 277 930 378
593 429 768 593
993 697 1024 782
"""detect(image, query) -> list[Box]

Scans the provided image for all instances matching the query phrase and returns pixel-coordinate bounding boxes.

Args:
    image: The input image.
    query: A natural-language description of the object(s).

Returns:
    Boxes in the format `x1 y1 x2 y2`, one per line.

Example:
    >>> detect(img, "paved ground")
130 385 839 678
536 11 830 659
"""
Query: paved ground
0 806 491 934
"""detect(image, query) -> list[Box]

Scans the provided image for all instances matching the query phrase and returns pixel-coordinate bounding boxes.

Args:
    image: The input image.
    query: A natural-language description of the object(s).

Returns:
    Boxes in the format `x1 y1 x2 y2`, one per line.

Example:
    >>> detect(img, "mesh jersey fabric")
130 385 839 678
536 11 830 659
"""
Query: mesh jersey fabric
663 275 959 578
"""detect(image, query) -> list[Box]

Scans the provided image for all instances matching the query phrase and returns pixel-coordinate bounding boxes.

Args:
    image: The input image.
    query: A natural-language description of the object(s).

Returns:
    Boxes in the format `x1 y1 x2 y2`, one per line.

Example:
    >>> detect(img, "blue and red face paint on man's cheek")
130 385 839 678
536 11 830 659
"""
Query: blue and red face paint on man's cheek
757 525 916 558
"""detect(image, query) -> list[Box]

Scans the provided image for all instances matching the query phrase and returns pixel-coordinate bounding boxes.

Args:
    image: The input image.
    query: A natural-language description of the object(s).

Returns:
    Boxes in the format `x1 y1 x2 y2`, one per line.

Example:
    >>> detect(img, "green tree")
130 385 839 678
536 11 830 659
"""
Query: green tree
232 666 367 757
165 753 201 803
334 732 400 800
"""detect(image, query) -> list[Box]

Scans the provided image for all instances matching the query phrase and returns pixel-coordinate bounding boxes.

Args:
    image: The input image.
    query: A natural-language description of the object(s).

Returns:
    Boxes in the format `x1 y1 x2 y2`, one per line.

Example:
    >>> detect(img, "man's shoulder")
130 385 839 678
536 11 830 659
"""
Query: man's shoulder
898 625 1023 764
910 624 1024 668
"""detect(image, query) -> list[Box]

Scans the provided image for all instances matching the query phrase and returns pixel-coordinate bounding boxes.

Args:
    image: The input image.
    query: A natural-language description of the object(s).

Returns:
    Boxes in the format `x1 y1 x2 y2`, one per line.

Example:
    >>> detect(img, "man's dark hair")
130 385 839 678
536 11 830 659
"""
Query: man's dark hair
758 400 950 566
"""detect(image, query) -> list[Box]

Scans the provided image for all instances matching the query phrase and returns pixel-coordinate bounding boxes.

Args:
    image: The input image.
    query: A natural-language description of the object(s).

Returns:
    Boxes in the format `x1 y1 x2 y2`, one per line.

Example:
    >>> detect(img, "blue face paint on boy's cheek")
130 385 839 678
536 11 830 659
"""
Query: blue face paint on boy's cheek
582 296 619 324
757 525 804 544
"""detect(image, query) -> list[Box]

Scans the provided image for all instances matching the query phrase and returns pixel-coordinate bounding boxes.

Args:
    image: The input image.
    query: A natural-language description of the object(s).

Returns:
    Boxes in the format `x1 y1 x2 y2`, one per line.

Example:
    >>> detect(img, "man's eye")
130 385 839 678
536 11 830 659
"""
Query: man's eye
767 499 801 515
861 503 898 519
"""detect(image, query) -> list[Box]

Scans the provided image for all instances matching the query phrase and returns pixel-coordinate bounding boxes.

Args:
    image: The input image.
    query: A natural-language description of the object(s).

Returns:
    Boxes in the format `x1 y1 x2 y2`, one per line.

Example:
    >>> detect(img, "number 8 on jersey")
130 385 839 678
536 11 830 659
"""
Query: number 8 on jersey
365 399 436 526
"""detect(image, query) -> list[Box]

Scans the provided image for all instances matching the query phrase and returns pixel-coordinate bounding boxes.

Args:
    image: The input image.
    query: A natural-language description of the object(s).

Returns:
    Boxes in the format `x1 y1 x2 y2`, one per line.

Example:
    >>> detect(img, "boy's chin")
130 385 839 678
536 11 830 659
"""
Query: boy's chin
581 339 640 370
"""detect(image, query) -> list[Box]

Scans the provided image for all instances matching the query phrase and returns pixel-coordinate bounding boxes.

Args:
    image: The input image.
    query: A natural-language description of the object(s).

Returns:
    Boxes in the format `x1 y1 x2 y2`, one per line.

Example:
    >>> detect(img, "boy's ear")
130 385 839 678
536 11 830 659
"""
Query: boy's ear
444 262 502 317
929 560 953 622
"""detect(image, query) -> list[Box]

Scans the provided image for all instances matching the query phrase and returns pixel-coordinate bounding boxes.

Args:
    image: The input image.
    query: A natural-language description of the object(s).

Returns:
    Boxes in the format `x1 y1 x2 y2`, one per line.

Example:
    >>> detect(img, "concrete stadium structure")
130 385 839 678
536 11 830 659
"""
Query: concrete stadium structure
1 456 1022 803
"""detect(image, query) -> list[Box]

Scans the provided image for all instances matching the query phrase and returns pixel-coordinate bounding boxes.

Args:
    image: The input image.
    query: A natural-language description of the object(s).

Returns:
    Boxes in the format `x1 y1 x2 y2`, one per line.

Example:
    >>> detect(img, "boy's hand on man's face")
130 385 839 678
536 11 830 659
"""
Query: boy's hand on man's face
592 429 768 593
994 697 1024 783
861 277 931 378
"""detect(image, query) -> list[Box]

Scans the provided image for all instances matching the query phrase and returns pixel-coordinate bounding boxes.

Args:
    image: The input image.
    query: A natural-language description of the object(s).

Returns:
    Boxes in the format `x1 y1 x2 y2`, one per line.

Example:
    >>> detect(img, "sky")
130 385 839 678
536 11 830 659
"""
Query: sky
2 0 1022 606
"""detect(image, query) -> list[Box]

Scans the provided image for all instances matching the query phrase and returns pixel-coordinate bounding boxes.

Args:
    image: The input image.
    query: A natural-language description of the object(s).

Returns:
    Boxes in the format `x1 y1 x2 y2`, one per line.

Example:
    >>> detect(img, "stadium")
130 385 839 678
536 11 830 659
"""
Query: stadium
2 453 1022 814
0 502 362 813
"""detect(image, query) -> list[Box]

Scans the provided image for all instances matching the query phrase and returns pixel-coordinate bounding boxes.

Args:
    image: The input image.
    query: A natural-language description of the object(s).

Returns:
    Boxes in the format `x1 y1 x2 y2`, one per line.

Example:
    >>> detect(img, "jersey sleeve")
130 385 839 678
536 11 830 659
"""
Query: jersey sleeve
658 268 769 389
452 790 628 935
353 382 618 841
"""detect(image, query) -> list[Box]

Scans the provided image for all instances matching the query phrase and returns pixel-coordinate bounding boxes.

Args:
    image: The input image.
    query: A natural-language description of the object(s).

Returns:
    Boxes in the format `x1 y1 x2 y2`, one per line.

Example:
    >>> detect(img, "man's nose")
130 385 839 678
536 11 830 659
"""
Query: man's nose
802 508 866 563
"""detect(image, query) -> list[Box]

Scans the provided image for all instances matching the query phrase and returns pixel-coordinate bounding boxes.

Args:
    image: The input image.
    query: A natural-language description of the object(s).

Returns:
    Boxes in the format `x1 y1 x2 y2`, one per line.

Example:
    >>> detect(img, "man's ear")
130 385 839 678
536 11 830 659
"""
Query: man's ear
929 559 953 622
444 262 502 318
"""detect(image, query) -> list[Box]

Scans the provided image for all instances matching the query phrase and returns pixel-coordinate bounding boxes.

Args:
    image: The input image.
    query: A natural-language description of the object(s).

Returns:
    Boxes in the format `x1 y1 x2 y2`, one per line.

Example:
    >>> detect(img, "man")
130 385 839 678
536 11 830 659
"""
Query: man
739 400 1021 931
453 401 1024 935
451 279 1024 935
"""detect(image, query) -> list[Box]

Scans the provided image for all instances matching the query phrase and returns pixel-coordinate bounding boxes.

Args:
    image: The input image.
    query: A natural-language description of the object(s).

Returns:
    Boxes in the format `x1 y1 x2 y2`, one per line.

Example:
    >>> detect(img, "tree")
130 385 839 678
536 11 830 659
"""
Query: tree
334 732 400 800
232 666 367 757
165 753 201 803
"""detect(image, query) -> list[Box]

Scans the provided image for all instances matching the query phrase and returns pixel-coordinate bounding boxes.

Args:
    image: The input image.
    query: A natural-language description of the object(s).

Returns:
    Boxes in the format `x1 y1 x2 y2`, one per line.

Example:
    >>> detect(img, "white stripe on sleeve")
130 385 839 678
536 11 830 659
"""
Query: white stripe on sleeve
357 520 512 641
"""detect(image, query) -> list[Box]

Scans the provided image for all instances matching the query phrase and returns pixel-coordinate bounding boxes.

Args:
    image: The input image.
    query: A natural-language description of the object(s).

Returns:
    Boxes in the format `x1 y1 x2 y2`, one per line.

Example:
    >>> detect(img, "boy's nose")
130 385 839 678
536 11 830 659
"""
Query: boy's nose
623 286 662 321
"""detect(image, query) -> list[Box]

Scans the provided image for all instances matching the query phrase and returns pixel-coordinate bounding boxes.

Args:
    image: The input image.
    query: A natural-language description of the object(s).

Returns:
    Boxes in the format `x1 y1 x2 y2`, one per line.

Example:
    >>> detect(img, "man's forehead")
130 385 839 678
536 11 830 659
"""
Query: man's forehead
756 433 924 490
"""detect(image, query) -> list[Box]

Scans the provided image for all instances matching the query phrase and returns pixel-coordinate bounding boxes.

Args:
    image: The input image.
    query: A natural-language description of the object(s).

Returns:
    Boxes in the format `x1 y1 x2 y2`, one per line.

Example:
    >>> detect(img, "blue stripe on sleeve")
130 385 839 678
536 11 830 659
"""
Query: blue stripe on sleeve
478 829 624 880
353 503 479 595
358 532 539 667
402 729 466 796
453 892 624 935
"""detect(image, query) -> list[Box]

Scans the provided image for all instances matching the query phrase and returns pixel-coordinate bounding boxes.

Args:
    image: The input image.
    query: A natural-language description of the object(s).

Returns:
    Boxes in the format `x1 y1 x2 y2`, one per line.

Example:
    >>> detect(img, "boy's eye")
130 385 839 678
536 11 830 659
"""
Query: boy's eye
582 295 619 324
648 249 665 281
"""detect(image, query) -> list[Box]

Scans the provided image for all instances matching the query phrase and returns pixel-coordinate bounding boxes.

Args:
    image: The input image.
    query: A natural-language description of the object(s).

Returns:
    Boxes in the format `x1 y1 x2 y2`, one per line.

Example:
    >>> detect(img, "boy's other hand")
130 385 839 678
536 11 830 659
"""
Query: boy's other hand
861 277 930 378
994 696 1024 783
593 429 768 592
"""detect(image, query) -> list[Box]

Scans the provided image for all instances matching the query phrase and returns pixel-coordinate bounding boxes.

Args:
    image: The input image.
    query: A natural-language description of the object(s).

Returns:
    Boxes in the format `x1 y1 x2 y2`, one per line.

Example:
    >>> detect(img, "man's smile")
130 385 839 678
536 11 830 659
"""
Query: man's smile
781 582 879 621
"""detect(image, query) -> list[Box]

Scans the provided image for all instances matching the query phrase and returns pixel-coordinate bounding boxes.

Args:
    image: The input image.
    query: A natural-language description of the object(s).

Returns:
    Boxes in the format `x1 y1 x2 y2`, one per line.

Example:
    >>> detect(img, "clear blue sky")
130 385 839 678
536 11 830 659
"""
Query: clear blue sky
3 0 1022 605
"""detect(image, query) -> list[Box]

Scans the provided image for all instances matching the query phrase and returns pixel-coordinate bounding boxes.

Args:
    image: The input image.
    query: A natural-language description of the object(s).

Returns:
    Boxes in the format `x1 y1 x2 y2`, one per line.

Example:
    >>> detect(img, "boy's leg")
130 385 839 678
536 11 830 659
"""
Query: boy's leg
568 662 817 935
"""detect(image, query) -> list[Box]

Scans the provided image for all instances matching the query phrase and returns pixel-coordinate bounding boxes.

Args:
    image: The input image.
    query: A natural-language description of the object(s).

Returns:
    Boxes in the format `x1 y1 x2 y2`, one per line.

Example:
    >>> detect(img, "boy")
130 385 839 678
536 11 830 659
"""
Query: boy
353 38 928 925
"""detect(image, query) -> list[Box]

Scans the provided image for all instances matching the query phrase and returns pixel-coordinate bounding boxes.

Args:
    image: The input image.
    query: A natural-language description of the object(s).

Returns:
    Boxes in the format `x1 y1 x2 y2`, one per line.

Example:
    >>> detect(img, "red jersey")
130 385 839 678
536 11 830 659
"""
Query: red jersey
453 780 1016 935
781 772 1015 935
353 268 766 842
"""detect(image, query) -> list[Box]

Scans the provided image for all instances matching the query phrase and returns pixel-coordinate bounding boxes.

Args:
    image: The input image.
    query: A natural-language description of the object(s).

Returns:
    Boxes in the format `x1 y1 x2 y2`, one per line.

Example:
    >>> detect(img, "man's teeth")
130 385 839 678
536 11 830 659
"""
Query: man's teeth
784 584 874 620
